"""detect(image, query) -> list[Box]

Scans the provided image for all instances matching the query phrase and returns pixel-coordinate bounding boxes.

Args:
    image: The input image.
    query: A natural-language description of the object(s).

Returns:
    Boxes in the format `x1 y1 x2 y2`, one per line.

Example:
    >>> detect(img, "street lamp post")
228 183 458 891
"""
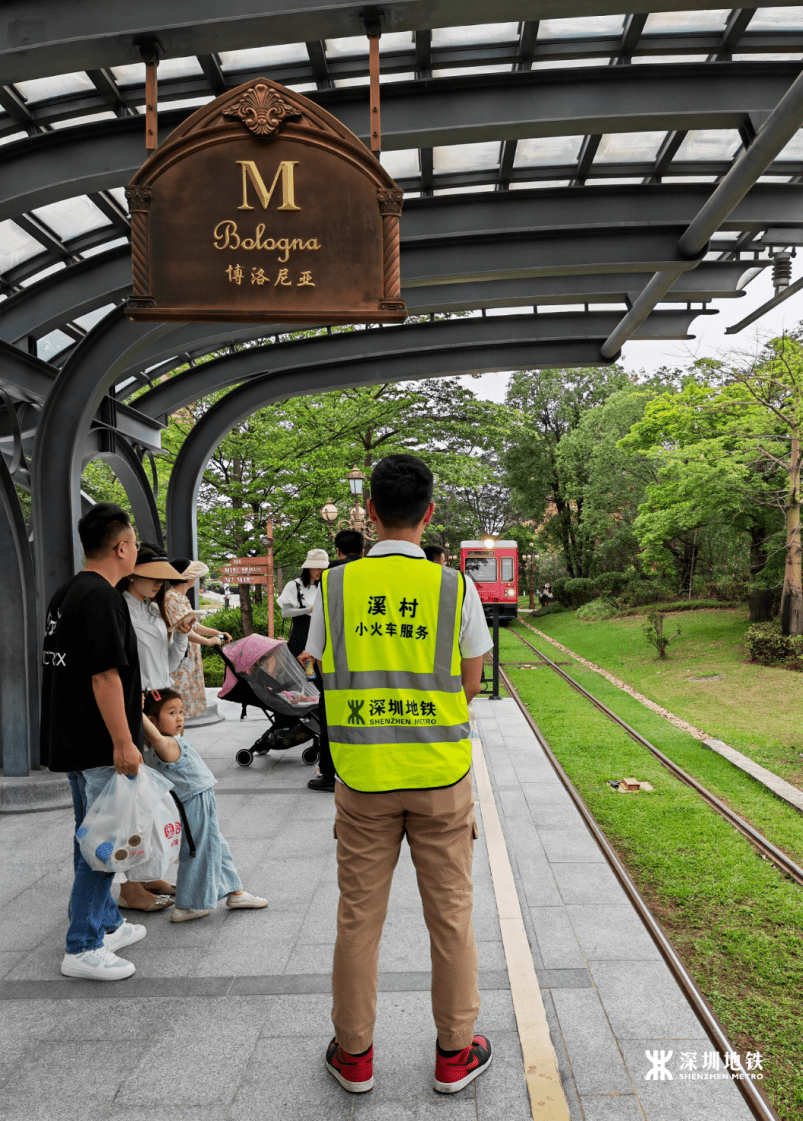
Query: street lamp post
319 467 377 541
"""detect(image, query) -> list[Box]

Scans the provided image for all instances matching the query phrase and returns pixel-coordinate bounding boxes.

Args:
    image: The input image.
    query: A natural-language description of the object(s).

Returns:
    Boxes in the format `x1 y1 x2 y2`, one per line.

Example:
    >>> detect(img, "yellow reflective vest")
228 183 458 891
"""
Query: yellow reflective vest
320 554 472 792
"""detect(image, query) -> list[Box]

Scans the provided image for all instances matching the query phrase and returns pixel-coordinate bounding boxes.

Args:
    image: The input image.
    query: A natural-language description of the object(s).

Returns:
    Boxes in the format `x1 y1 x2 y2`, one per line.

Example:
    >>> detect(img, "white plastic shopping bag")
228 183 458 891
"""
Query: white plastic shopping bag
77 766 181 879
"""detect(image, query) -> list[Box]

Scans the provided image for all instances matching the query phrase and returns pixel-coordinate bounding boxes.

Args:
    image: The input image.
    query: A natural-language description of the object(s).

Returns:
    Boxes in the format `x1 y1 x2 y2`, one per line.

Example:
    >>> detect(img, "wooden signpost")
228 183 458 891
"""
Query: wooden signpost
124 78 406 325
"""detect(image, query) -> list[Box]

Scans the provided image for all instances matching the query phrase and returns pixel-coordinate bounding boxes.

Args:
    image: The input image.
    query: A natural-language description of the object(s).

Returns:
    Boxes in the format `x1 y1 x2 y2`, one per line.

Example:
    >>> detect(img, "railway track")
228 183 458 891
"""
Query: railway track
493 646 787 1121
506 625 803 888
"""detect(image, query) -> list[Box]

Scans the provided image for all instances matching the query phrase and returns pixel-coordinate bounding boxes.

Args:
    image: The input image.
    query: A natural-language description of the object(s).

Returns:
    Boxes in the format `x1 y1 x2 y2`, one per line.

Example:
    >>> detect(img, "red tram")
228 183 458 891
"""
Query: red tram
460 539 519 623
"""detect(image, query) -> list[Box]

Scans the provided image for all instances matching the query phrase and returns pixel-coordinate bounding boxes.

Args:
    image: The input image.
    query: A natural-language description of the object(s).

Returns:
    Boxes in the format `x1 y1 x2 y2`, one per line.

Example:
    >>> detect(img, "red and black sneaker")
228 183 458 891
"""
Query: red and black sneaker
434 1034 493 1094
325 1038 374 1093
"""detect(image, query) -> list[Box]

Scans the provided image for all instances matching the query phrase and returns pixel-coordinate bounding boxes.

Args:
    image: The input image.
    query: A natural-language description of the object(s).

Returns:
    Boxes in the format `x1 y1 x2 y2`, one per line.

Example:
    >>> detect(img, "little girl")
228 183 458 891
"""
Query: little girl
142 689 267 922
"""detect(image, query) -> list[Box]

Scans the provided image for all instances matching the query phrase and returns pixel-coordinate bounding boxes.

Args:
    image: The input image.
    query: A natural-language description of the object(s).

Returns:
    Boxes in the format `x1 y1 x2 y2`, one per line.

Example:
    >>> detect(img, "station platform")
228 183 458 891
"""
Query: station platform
0 695 753 1121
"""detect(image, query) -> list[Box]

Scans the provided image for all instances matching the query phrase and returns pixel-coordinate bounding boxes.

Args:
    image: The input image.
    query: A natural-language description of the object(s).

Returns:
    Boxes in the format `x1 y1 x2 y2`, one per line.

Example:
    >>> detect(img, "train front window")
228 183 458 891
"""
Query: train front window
500 557 514 582
465 557 498 582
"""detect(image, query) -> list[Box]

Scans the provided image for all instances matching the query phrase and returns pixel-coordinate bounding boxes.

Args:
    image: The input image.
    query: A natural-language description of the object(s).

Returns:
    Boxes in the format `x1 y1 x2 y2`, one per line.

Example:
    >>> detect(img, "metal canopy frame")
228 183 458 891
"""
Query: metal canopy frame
3 2 803 773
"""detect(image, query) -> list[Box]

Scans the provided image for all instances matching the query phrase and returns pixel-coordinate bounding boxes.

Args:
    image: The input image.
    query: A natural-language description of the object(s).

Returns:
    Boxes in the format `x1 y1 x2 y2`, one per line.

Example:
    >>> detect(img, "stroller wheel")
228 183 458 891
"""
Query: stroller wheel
301 746 319 766
236 749 254 768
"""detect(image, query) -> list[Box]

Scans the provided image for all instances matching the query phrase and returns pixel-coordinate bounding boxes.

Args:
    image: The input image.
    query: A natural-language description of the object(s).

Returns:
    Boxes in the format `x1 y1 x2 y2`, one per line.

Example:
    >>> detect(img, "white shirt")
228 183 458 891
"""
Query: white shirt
123 591 188 691
277 577 319 619
305 540 493 661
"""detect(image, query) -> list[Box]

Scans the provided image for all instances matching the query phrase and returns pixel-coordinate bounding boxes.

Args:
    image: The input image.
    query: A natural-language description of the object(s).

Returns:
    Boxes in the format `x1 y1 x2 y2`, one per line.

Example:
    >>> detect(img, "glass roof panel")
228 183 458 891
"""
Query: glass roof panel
109 188 129 212
776 130 803 160
596 131 667 163
15 72 95 103
75 304 117 331
674 129 742 160
0 131 28 146
631 54 707 64
333 77 370 88
380 149 420 178
514 135 585 167
431 23 520 47
37 330 74 361
380 71 416 84
32 196 112 240
750 8 803 30
510 180 571 189
19 262 66 288
433 141 500 172
434 185 496 195
670 175 718 182
218 44 309 71
732 52 803 60
51 111 116 130
432 64 513 77
531 57 612 69
325 36 369 57
81 237 129 259
644 10 729 33
585 177 647 186
111 56 204 85
0 220 46 272
539 16 626 38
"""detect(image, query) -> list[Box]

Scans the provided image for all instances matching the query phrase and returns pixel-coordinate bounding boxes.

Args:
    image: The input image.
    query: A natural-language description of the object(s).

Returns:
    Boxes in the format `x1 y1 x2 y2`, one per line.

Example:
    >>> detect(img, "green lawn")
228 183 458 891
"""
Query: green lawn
504 657 803 1119
517 609 803 790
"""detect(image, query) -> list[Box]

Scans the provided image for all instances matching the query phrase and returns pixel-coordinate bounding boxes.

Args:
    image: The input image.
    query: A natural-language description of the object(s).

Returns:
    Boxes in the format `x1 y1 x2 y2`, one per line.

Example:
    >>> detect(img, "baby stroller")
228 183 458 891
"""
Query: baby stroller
216 634 321 769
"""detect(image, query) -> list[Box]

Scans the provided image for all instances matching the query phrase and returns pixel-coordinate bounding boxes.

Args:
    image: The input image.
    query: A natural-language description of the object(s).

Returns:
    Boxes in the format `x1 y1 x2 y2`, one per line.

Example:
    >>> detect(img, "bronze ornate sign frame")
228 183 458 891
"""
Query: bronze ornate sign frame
125 79 406 324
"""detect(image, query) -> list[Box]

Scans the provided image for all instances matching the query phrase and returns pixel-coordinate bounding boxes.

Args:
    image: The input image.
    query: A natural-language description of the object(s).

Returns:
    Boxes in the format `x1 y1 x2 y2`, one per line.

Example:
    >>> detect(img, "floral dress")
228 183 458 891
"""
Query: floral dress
164 589 208 718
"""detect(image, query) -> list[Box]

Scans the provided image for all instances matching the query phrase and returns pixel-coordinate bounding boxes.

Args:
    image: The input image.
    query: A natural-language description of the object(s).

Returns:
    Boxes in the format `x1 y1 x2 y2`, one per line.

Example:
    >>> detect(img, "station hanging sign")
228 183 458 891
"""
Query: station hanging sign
124 78 406 325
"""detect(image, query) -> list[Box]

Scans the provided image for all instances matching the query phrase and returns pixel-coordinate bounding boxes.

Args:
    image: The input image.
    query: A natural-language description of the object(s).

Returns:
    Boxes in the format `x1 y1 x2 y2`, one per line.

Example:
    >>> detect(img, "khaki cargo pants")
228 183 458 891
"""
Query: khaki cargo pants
331 772 480 1054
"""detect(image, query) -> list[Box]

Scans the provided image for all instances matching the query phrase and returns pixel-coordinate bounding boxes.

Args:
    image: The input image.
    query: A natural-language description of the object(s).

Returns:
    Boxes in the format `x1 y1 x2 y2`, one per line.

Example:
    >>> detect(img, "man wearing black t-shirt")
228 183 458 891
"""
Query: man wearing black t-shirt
41 504 148 981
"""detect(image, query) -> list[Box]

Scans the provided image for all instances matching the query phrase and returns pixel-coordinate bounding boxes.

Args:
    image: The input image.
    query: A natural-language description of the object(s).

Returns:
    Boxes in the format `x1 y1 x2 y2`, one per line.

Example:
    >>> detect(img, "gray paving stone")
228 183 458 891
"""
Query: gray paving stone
619 1038 756 1120
567 905 662 962
473 1030 532 1119
228 1035 354 1120
589 961 704 1040
550 862 631 906
0 1043 141 1120
538 827 608 864
539 987 585 1121
519 784 578 828
103 1107 232 1121
114 996 269 1106
354 1098 476 1118
529 907 586 969
500 818 563 907
579 1094 644 1120
497 788 532 819
551 989 633 1095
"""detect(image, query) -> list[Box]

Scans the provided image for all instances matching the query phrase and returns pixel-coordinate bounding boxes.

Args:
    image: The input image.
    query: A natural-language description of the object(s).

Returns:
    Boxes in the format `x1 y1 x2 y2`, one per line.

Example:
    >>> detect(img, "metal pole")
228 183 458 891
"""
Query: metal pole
529 551 535 611
491 603 501 700
266 515 274 639
601 66 803 361
368 28 381 154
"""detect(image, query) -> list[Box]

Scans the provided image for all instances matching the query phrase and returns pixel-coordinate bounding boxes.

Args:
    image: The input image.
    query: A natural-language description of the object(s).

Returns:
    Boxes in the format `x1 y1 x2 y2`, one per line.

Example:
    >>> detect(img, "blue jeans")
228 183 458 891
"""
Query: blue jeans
66 771 122 954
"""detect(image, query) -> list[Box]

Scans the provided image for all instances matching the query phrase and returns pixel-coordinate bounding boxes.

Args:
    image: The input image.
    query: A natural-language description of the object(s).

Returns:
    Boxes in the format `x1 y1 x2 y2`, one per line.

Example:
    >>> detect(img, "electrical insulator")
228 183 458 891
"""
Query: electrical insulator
772 253 792 295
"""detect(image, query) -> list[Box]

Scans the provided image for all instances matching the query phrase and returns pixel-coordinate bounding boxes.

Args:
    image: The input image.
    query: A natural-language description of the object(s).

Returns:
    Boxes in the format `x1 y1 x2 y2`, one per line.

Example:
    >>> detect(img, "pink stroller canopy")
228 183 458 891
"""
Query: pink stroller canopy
218 634 284 698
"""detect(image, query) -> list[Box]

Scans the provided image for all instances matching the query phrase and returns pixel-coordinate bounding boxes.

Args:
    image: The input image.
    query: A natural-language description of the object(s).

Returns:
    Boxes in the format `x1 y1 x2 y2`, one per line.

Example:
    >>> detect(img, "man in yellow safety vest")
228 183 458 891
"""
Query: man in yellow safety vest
302 454 494 1096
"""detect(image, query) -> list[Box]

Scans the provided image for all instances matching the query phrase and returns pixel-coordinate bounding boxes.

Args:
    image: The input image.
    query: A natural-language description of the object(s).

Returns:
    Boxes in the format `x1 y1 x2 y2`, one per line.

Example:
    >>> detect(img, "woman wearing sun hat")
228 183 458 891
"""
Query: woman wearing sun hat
277 547 330 658
165 558 233 719
117 546 191 695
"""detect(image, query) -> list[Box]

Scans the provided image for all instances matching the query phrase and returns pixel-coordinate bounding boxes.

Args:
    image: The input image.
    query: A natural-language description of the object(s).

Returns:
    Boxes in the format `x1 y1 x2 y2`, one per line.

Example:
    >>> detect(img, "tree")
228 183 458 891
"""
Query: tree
504 365 631 577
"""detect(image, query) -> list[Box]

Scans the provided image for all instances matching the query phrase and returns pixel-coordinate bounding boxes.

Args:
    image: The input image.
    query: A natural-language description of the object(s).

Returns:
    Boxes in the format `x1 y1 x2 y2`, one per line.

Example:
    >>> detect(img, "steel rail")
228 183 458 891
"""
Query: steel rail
508 625 803 887
495 661 781 1121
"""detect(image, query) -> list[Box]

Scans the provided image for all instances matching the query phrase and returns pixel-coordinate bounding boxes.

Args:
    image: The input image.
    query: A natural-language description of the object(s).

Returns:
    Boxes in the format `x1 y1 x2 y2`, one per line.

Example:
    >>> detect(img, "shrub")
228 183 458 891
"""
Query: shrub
576 597 616 621
563 577 597 608
534 603 567 617
745 621 803 668
595 571 628 596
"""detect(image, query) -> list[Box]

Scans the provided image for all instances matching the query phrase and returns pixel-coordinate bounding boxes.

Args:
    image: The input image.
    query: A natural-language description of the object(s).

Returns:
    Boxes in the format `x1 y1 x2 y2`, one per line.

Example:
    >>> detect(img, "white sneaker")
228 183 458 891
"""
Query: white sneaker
61 946 136 981
170 907 211 923
226 892 268 910
104 921 146 953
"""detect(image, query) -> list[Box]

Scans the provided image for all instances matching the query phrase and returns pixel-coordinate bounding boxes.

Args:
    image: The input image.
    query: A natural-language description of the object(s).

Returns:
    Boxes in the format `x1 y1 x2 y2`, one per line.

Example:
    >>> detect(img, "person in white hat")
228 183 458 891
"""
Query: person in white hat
277 548 330 658
165 557 233 721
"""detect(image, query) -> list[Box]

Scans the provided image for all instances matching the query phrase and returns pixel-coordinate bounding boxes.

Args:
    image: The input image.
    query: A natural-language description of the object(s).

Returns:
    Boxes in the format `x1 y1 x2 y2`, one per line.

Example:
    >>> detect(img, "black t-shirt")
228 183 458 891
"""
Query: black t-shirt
40 571 144 772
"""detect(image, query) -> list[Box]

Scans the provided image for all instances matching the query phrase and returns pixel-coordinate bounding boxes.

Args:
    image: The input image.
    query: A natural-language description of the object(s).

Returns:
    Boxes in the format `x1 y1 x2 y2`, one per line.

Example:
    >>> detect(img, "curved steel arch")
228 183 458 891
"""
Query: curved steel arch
82 435 164 549
165 329 618 560
4 183 795 345
30 307 175 611
2 66 800 220
135 308 704 422
0 453 39 774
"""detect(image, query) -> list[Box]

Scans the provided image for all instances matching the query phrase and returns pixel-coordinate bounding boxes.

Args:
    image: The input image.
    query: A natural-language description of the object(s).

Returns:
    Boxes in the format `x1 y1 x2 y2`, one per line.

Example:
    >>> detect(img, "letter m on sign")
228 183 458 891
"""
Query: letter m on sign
347 700 366 726
237 161 301 211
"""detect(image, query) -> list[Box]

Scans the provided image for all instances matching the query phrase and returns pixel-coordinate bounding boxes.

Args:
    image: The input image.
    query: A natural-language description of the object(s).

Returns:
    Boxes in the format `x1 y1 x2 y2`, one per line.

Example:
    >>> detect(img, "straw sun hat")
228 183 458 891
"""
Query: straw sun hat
133 559 184 580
